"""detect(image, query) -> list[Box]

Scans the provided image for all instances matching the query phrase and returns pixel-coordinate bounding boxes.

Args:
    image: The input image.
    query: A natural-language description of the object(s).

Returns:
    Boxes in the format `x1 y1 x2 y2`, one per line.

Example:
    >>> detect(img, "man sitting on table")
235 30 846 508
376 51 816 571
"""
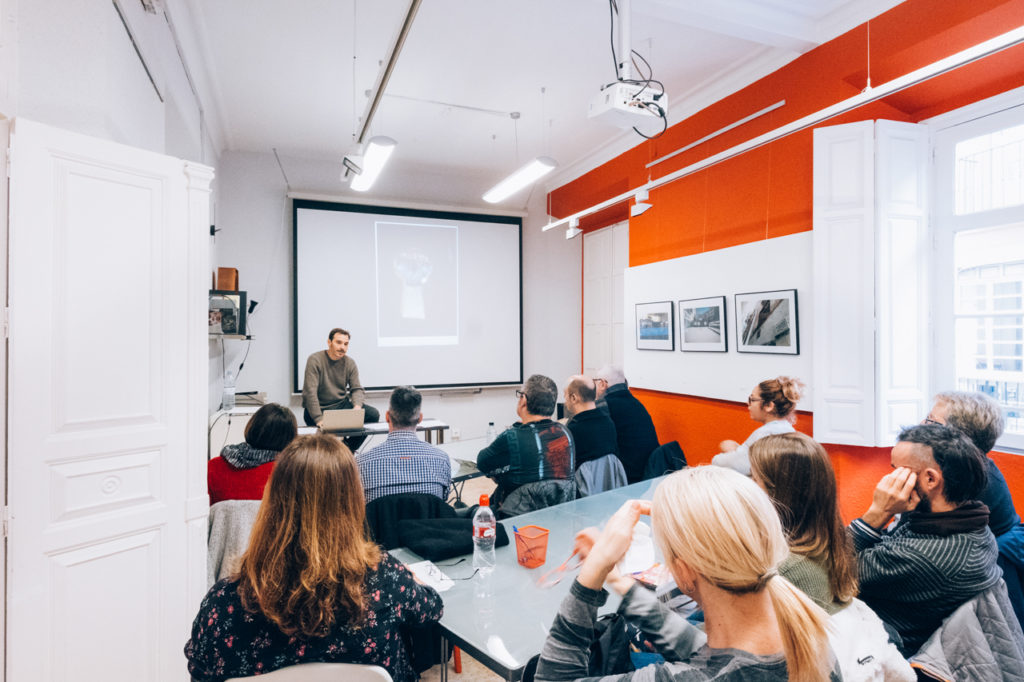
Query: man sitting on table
564 374 618 468
850 423 1001 655
477 374 575 505
593 365 659 483
357 386 451 504
301 327 380 449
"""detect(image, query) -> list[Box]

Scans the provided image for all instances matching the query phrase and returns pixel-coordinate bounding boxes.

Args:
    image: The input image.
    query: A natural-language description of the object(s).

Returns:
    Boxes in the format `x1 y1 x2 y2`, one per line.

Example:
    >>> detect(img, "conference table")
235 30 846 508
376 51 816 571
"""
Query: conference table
297 417 450 445
392 476 666 681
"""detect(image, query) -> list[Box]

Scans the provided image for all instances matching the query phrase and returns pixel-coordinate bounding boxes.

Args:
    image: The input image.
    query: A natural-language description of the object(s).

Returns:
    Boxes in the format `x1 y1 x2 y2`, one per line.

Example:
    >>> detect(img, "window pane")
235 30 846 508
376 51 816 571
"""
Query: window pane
955 122 1024 215
953 223 1024 440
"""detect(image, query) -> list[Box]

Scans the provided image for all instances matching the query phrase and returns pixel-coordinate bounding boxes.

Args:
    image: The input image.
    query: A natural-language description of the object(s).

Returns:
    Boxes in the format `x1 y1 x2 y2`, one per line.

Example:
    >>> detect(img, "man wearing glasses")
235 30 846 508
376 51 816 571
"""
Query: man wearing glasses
592 365 659 482
477 374 575 509
923 391 1024 629
849 423 1002 655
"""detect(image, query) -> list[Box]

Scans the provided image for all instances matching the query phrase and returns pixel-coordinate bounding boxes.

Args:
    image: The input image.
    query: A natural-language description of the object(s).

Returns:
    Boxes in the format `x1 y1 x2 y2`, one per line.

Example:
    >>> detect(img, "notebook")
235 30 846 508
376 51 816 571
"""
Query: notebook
320 408 365 432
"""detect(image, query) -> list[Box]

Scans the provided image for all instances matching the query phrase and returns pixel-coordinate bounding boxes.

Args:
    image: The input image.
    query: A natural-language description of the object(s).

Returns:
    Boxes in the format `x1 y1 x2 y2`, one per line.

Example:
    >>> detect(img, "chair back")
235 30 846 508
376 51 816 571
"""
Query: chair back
642 441 687 480
910 579 1024 681
364 493 456 550
498 478 576 518
226 662 391 681
207 499 262 587
575 454 628 497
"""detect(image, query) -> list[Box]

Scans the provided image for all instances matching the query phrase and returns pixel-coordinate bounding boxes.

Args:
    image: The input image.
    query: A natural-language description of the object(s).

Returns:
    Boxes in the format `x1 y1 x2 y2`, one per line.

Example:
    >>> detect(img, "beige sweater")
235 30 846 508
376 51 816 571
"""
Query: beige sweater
302 351 365 422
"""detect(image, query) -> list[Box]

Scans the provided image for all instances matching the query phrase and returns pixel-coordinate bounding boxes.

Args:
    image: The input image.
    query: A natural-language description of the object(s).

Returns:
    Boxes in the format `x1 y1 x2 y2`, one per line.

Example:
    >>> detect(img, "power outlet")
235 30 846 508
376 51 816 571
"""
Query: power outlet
451 427 461 440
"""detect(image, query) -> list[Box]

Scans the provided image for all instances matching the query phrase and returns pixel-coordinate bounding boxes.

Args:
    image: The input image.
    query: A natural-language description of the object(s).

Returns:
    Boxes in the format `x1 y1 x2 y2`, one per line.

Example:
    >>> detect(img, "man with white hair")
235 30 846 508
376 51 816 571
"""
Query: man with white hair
592 365 659 482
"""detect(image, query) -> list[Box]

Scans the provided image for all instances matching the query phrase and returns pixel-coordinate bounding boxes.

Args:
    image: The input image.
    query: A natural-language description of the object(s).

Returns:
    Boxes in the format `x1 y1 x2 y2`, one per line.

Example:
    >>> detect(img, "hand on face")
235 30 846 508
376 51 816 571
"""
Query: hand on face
865 467 921 527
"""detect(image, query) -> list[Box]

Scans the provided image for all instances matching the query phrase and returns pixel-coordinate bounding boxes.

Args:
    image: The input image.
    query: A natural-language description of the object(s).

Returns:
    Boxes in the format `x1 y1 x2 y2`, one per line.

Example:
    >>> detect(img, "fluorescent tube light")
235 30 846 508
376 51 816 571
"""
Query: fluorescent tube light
483 156 557 203
349 136 397 192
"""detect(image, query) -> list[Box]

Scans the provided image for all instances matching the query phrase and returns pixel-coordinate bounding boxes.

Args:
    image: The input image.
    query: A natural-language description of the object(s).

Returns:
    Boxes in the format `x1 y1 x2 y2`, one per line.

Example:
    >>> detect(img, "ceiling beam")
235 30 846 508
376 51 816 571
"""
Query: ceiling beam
634 0 819 52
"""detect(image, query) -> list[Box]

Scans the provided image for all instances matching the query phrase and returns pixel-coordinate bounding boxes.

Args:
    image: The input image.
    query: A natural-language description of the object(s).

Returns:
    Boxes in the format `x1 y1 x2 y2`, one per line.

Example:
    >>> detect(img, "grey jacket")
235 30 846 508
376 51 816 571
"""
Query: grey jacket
910 580 1024 681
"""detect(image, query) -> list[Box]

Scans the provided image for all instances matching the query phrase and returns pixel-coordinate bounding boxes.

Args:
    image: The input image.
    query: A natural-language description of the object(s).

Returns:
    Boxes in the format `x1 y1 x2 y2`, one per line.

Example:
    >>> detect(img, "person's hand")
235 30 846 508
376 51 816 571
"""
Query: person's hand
719 439 740 452
577 500 651 590
573 527 600 561
862 467 920 529
316 420 324 431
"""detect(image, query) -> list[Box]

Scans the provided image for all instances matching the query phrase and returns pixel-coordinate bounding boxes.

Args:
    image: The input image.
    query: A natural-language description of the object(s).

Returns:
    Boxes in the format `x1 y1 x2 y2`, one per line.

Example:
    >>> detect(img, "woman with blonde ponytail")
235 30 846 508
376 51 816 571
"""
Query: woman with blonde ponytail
535 466 838 682
713 376 805 476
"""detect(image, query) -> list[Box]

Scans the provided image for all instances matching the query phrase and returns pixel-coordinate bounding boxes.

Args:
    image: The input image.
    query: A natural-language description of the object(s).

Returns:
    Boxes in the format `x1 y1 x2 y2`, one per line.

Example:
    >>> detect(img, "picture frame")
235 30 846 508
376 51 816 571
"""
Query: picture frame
678 296 727 352
734 289 799 354
635 301 675 351
209 289 247 336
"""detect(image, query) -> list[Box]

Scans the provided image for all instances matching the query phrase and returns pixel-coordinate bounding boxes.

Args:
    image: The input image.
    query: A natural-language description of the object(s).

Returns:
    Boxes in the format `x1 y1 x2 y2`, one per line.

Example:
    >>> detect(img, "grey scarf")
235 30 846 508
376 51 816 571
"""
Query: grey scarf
220 442 278 469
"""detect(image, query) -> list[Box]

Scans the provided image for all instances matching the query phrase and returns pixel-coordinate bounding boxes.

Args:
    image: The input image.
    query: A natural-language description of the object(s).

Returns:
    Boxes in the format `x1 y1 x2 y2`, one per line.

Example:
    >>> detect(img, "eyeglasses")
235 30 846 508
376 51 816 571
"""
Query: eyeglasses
515 389 526 400
923 417 944 426
536 551 583 589
747 395 760 405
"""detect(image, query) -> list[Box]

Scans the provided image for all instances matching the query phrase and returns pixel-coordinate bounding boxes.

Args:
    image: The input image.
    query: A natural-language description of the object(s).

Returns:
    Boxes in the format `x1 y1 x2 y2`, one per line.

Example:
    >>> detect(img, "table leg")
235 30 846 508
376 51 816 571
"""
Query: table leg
440 636 449 682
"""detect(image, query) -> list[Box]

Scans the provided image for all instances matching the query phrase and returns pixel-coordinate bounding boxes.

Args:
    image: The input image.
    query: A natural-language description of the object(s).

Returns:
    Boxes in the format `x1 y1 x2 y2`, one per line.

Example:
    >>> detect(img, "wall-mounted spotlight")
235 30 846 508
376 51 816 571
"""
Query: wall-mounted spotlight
566 216 582 240
631 189 652 217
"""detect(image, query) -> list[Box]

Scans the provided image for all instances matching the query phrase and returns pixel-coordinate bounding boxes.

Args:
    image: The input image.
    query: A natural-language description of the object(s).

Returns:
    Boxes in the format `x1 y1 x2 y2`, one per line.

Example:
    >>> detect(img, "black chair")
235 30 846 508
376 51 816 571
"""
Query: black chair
364 492 456 551
497 479 576 519
642 441 687 480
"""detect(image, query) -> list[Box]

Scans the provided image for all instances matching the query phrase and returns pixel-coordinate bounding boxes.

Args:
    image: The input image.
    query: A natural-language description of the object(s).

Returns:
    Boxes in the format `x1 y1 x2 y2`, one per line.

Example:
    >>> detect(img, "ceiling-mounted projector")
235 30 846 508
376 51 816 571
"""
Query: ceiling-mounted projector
588 82 666 129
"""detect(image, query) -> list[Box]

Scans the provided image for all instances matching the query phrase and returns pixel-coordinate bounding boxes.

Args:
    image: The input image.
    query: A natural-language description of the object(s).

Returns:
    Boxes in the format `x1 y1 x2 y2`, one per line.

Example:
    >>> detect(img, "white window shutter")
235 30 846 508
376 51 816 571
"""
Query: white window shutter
812 122 876 445
874 120 930 445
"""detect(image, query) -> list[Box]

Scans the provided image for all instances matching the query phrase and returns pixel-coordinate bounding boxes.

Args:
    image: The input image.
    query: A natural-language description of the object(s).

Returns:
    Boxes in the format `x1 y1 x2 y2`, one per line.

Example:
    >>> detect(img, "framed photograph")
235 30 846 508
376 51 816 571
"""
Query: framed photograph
678 296 727 352
635 301 675 351
209 289 247 336
735 289 799 354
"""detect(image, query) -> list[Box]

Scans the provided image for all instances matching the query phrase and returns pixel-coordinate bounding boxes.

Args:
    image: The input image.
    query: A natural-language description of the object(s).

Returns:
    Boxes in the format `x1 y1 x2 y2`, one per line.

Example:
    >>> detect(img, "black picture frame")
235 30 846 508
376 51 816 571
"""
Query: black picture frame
209 289 247 336
635 301 675 351
678 296 728 352
734 289 799 354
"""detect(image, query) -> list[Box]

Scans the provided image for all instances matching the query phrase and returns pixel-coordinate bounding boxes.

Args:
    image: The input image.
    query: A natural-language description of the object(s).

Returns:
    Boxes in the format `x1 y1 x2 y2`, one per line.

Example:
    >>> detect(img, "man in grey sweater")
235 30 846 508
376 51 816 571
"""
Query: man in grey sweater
850 423 1001 655
302 328 380 448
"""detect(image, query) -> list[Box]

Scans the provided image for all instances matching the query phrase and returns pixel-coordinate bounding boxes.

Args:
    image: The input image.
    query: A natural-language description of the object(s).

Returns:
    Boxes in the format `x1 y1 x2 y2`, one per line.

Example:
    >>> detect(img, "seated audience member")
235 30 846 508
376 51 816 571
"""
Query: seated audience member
536 466 839 681
563 374 618 468
357 386 452 504
926 390 1024 627
477 374 574 504
850 423 1001 655
208 403 297 505
750 433 914 680
593 365 659 482
713 375 804 476
186 434 442 682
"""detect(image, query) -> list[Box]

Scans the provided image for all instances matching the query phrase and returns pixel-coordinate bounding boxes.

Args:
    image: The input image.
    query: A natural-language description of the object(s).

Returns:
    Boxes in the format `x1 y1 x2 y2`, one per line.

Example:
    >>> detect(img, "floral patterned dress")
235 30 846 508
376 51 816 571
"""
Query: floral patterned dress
184 554 442 681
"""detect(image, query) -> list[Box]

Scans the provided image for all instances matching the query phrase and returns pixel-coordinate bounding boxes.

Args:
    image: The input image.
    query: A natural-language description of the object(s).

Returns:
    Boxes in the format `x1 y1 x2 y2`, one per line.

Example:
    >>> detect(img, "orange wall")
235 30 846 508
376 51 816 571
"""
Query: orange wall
555 0 1024 512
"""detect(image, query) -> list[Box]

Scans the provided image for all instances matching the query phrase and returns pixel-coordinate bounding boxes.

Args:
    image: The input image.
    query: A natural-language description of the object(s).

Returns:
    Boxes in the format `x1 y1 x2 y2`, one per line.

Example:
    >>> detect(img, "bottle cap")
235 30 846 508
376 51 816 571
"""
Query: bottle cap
479 494 489 507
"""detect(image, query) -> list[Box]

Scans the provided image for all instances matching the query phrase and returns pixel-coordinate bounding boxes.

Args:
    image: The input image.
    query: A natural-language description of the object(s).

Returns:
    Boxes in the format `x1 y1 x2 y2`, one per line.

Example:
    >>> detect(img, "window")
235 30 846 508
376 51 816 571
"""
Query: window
933 96 1024 451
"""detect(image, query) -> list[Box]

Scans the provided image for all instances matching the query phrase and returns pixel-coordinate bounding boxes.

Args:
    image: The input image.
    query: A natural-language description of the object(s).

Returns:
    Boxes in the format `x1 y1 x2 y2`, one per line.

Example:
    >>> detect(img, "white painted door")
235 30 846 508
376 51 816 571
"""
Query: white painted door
6 119 211 681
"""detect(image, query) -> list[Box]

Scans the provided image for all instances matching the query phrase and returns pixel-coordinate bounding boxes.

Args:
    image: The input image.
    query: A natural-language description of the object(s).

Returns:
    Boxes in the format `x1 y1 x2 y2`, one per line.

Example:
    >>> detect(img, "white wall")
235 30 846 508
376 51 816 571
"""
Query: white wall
213 151 581 440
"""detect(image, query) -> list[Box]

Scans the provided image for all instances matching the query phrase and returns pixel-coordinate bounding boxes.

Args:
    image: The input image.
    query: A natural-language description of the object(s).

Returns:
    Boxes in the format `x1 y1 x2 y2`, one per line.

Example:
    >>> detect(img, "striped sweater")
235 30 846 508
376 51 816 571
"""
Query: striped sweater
850 502 1001 655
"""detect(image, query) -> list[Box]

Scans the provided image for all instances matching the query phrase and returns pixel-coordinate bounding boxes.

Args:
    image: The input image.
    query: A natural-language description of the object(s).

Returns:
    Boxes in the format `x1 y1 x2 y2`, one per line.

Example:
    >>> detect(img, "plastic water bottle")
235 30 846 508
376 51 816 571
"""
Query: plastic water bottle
485 422 497 445
472 494 497 575
222 371 236 410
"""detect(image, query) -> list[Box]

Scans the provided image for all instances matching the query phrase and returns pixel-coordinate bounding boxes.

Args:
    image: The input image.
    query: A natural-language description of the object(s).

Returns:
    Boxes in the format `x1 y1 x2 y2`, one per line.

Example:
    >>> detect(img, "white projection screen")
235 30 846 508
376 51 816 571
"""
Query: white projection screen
293 200 523 391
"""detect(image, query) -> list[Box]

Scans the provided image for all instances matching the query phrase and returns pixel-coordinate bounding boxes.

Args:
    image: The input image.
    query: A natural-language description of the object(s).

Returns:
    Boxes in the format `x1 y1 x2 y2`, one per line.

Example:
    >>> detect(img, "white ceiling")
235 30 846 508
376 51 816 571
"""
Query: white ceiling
182 0 906 208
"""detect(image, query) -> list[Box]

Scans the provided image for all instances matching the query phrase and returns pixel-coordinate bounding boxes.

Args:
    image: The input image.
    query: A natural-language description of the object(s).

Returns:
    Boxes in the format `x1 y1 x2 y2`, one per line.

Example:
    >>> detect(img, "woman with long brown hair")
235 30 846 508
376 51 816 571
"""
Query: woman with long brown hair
749 432 856 613
186 434 442 681
713 375 804 476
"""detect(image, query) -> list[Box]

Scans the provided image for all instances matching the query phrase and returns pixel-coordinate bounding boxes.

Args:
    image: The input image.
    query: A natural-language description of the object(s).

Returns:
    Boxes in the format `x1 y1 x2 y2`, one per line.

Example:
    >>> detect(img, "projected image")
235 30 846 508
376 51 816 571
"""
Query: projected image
375 221 458 346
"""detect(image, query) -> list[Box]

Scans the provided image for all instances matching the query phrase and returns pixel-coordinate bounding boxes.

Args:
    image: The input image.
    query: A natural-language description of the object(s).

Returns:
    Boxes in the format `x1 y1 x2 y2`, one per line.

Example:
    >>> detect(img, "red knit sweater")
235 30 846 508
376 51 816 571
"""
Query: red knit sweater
207 457 275 505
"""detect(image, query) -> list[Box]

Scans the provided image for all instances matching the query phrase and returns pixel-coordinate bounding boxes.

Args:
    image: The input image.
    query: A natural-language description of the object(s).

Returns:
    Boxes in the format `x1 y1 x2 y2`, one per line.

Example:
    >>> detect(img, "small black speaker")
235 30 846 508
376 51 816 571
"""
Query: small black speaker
556 402 565 420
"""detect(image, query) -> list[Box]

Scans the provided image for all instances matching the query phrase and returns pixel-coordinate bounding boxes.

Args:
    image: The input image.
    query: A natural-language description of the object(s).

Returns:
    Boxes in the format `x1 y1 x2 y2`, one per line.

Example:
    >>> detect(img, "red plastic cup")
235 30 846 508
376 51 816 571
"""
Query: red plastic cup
514 525 550 569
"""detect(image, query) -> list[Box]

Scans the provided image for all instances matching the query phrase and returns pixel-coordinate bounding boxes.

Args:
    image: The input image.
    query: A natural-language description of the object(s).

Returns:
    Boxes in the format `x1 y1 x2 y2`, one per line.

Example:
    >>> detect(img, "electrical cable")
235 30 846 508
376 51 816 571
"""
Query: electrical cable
606 0 667 140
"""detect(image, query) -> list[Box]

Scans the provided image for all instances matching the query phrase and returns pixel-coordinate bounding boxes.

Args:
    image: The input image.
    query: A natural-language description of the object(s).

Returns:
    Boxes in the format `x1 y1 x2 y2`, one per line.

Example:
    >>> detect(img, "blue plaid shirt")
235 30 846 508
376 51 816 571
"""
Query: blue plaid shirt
357 429 452 503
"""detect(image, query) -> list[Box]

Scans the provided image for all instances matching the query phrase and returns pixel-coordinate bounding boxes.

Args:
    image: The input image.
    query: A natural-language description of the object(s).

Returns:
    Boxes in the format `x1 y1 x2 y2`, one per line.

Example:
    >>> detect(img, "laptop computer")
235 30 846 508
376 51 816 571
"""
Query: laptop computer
320 408 365 433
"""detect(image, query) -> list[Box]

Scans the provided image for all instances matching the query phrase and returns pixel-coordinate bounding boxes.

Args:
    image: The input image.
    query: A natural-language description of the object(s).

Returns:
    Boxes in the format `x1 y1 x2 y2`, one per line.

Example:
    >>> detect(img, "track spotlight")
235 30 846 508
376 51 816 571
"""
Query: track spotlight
631 189 652 217
344 136 397 192
566 217 582 240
